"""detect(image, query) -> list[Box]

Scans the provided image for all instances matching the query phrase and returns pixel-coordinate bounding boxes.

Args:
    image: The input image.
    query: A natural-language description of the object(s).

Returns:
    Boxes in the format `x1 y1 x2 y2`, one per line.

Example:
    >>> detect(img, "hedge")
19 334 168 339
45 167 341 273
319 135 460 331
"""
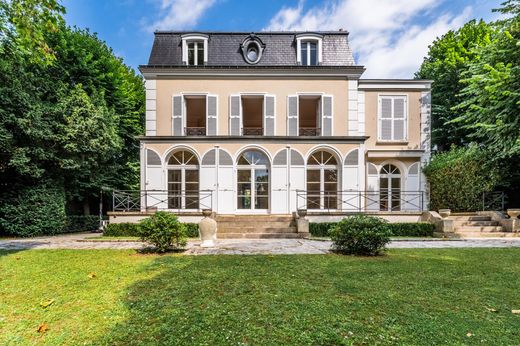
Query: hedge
104 221 199 237
63 215 100 233
0 185 67 237
310 221 435 237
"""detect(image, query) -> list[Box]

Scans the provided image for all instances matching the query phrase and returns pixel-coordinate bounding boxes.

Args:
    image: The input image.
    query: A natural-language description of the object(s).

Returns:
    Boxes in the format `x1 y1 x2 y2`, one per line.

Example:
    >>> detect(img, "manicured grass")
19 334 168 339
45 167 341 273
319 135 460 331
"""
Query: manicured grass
83 236 141 242
1 249 520 345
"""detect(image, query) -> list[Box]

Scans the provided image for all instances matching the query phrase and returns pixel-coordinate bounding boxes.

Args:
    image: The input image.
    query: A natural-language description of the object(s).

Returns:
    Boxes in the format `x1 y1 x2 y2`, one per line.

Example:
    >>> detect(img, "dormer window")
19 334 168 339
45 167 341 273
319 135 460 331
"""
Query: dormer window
181 34 208 66
296 33 323 66
241 34 265 65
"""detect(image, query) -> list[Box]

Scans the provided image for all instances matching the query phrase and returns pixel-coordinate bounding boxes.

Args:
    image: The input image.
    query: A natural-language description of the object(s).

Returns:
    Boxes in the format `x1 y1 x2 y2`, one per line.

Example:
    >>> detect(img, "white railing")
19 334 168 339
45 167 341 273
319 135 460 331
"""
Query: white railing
112 190 213 212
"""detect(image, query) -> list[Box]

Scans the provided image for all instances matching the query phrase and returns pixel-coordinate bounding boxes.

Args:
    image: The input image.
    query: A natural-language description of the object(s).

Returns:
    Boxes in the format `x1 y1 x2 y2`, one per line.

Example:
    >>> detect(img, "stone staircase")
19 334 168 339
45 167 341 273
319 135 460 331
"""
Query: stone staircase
450 213 519 238
216 215 305 239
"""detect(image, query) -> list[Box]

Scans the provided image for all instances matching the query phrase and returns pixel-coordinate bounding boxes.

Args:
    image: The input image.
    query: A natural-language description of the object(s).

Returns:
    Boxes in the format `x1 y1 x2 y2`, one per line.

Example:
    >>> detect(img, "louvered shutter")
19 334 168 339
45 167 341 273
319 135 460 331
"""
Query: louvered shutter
321 95 333 136
264 95 275 136
172 95 183 136
229 95 241 135
207 95 217 136
393 98 406 140
287 96 298 136
380 97 392 140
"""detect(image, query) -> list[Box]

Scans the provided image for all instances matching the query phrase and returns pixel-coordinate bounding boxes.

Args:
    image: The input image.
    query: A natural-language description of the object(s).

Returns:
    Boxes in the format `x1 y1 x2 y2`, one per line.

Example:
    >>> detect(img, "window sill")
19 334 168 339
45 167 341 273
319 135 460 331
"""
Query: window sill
376 141 409 145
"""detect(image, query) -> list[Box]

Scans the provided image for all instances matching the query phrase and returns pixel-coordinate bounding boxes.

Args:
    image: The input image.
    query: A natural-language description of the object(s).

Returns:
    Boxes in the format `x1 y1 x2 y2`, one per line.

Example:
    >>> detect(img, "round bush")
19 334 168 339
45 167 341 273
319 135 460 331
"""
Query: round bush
138 211 187 252
0 185 67 237
329 215 391 256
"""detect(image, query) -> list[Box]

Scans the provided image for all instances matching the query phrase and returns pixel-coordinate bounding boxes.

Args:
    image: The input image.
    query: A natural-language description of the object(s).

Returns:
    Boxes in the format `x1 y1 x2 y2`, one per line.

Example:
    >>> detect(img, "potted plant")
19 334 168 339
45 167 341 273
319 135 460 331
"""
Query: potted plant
507 209 520 219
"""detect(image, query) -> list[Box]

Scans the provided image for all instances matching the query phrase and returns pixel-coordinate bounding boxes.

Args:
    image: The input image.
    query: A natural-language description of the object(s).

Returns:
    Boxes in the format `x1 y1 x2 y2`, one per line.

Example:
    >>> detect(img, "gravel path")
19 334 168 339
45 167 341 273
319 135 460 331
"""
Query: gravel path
2 233 520 254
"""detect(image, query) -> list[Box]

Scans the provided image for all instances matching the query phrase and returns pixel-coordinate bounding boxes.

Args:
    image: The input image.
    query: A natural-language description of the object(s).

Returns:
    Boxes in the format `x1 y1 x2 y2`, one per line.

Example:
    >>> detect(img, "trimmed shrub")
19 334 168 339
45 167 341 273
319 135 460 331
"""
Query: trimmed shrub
185 223 199 238
138 211 187 252
329 215 391 256
0 185 67 237
104 223 140 237
309 222 337 237
63 215 100 233
387 222 435 237
423 146 499 212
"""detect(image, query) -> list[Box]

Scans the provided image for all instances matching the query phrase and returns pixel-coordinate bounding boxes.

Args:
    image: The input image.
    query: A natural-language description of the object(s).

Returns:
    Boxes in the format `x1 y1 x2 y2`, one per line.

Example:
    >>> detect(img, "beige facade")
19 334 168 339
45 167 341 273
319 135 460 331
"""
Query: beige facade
135 31 432 217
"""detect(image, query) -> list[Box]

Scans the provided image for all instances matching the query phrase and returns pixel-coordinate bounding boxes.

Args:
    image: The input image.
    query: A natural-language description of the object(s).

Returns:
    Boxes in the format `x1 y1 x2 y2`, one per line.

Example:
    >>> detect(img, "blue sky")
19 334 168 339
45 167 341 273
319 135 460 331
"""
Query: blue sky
64 0 503 78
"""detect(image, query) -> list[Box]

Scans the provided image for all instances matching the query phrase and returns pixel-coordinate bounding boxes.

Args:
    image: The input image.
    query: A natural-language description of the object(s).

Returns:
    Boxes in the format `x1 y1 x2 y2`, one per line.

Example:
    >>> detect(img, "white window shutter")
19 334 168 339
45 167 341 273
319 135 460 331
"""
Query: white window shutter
264 95 275 136
394 98 405 118
394 119 405 140
206 95 218 136
321 95 333 136
172 95 183 136
287 95 298 136
229 95 241 136
381 119 392 140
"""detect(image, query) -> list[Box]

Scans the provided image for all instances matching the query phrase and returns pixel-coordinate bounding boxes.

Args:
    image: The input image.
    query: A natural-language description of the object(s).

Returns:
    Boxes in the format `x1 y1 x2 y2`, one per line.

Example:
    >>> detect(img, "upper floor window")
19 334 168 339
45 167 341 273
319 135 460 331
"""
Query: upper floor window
187 41 204 66
301 41 317 66
296 34 322 66
378 95 408 141
181 34 208 66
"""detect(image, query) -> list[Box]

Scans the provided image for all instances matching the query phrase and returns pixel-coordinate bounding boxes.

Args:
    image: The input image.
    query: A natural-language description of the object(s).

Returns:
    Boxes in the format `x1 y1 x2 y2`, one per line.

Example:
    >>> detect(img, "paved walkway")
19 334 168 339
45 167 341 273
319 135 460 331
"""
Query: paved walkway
2 233 520 254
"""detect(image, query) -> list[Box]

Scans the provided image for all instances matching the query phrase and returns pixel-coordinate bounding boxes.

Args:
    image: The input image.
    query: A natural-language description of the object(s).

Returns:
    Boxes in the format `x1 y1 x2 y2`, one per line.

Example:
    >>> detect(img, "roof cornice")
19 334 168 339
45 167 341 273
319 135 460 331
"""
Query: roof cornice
139 135 369 143
139 65 366 79
359 79 432 90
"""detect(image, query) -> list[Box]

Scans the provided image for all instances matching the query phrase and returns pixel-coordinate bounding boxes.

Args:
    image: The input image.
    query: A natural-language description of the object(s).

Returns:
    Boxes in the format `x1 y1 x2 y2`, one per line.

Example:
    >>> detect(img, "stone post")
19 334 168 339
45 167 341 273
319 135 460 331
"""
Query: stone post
296 209 310 238
199 209 217 247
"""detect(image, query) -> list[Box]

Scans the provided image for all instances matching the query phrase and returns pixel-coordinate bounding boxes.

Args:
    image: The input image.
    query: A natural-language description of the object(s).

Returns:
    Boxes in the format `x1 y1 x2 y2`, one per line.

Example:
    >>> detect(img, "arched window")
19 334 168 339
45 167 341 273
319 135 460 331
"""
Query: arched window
237 150 269 210
307 150 338 209
380 164 401 211
167 150 199 209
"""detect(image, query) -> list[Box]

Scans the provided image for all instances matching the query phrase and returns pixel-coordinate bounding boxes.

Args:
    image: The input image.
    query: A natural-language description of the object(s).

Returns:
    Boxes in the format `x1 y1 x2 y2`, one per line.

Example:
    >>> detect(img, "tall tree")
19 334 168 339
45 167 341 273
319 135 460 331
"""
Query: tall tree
415 20 494 151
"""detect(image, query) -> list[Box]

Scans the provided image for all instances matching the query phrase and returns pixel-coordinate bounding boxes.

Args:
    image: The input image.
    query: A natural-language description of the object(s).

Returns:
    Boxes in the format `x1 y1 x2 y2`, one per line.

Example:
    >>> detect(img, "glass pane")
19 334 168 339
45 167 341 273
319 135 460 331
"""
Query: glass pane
255 183 269 196
307 196 321 209
309 42 317 65
380 178 388 189
307 170 320 182
324 169 337 182
197 44 204 65
168 170 181 183
307 153 320 165
185 183 198 192
255 197 269 209
237 183 251 196
184 153 197 165
237 170 251 182
380 191 389 211
252 151 268 165
324 182 336 192
324 195 337 209
255 169 268 182
391 177 400 189
237 196 251 209
188 43 195 65
301 45 308 66
238 155 250 165
185 196 199 209
185 170 198 182
307 182 320 192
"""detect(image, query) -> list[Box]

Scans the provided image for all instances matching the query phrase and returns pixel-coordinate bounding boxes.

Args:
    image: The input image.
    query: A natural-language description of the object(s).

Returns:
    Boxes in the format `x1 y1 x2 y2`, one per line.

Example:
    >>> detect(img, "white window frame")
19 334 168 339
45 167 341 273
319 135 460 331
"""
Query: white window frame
296 34 322 65
377 94 408 142
181 34 208 66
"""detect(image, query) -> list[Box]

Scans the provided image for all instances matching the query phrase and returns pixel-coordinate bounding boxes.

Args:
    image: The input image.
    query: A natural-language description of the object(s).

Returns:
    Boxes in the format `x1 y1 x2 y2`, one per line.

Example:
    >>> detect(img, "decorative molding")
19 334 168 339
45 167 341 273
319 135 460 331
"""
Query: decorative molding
347 79 358 136
357 90 365 135
420 90 432 210
366 149 424 158
358 79 432 90
145 79 157 136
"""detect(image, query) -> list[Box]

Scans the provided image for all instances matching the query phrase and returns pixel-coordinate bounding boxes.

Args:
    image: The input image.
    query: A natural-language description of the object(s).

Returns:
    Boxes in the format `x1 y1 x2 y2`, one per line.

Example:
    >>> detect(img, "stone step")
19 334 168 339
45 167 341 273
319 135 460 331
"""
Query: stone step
456 232 520 239
216 215 294 222
453 220 499 227
217 221 295 228
455 226 503 232
218 227 298 234
448 215 491 221
217 232 305 239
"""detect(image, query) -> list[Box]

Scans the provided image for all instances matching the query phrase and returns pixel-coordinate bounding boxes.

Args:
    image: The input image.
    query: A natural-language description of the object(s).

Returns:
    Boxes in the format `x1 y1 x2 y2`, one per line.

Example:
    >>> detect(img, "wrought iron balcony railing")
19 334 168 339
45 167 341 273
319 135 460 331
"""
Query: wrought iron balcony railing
112 190 213 213
185 127 206 136
299 127 320 136
296 190 425 212
242 127 263 135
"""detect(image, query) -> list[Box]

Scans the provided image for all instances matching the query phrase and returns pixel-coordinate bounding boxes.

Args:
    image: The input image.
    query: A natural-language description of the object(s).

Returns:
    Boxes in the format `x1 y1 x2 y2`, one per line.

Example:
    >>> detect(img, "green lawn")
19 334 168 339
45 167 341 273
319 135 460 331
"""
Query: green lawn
1 249 519 345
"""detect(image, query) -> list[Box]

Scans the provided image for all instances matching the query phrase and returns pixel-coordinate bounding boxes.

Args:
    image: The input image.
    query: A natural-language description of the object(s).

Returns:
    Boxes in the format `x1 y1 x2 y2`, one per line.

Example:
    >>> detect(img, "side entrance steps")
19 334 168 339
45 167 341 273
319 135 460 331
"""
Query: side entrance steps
449 213 520 238
216 215 306 239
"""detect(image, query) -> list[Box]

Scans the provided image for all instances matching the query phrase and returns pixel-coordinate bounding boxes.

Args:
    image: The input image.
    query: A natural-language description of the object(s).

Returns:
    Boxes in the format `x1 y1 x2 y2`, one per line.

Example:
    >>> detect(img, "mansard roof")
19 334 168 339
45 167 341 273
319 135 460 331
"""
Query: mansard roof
144 31 356 67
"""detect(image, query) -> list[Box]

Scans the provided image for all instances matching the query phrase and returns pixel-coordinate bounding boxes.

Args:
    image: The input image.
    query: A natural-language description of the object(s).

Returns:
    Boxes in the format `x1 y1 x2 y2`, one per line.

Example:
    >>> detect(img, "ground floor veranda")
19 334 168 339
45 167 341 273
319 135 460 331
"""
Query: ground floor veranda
116 139 428 220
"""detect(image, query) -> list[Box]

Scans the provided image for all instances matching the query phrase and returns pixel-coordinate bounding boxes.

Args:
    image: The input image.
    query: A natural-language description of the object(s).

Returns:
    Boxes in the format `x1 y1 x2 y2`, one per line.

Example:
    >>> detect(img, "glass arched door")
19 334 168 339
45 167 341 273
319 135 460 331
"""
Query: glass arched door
380 164 401 211
167 150 199 209
307 151 338 209
237 150 269 210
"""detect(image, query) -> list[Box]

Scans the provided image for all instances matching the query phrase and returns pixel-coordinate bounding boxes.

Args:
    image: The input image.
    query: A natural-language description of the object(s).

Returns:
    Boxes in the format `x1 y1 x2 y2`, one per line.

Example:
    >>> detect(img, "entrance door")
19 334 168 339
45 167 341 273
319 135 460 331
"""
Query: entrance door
306 150 338 209
237 150 269 211
379 164 401 211
167 150 199 209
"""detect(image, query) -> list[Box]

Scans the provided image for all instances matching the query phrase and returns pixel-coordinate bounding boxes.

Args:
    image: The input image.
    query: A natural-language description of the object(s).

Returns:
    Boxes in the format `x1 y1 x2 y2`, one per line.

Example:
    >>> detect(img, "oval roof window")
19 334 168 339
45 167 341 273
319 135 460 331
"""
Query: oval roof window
241 35 264 64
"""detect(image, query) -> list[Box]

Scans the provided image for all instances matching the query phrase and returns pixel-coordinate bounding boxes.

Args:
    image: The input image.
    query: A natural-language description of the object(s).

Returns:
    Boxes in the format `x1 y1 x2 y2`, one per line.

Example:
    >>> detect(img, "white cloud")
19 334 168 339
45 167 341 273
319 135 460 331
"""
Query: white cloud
144 0 216 32
266 0 473 78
